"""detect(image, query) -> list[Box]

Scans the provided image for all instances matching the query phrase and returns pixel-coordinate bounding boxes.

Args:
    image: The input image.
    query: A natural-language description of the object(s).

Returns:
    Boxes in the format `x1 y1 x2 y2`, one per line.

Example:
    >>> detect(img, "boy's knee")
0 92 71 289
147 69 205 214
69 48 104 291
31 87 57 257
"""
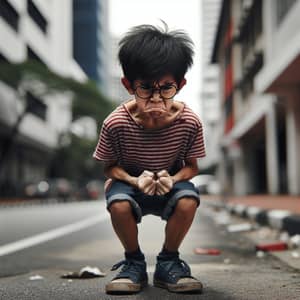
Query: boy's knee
175 198 198 217
109 200 132 216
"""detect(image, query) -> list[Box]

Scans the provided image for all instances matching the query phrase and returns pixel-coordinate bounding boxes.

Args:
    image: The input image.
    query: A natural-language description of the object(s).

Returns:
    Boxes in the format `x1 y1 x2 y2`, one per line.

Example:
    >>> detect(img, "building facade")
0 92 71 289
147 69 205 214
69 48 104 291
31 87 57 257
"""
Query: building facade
73 0 109 95
107 35 130 104
0 0 85 196
198 0 222 173
212 0 300 195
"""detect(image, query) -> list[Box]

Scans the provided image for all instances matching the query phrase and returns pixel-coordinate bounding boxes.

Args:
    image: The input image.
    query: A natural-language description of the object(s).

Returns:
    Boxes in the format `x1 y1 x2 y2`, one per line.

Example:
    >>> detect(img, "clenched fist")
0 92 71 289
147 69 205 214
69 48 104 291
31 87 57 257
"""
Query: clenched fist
155 170 173 195
137 170 156 195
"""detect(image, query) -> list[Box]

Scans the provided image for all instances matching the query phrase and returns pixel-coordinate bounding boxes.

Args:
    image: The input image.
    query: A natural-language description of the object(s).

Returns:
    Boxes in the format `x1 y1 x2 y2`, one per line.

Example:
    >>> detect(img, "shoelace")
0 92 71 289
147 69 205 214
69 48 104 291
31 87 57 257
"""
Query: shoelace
163 258 191 277
111 259 144 276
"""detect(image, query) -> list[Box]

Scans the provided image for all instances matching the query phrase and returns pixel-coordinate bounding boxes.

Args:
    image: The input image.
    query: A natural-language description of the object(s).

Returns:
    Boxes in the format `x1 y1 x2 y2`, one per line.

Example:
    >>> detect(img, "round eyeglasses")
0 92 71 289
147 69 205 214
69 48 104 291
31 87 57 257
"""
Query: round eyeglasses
133 84 178 99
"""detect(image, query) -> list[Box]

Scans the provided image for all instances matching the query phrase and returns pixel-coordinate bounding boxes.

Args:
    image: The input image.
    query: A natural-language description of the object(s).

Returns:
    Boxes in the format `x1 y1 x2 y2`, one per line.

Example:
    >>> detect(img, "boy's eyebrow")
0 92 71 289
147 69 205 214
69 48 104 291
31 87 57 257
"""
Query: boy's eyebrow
137 80 176 86
162 81 176 85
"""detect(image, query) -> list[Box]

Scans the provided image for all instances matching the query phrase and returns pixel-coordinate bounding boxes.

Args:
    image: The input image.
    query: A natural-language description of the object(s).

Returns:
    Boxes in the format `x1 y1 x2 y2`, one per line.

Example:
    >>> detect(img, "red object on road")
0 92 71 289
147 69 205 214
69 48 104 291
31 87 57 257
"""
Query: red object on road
255 242 288 252
194 247 221 255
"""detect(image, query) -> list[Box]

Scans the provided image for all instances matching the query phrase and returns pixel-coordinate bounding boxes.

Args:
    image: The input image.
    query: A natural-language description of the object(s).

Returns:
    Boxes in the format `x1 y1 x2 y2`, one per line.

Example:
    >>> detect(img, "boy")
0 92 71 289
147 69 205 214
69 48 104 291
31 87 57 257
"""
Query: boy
93 23 205 294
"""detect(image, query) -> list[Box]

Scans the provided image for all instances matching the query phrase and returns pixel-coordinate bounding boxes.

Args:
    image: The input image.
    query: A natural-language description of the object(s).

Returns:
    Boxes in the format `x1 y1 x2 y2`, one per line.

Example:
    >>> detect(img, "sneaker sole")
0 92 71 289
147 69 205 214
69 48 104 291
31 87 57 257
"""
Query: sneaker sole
105 280 148 294
153 278 203 293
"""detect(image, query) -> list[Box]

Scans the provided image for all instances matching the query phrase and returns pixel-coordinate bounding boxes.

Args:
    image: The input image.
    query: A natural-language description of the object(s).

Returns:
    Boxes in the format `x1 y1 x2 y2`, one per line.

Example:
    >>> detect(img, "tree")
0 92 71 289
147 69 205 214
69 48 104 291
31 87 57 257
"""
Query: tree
0 60 114 173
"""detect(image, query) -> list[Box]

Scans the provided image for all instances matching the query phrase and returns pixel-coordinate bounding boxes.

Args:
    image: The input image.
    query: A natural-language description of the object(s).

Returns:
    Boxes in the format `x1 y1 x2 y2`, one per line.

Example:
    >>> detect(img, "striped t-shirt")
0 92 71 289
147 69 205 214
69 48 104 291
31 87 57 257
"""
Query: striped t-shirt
93 102 206 176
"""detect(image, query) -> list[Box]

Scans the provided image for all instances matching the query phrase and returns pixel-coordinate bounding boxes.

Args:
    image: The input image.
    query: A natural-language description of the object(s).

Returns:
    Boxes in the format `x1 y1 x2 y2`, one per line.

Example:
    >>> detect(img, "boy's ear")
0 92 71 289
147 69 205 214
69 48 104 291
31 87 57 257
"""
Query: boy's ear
121 77 134 94
178 78 187 90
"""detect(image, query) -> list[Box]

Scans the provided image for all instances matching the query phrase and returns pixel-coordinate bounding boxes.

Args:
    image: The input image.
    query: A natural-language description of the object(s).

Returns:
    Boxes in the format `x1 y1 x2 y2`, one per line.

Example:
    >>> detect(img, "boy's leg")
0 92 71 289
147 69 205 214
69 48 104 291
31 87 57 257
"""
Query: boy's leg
154 190 203 293
104 178 148 294
109 201 139 252
163 197 197 251
106 200 148 294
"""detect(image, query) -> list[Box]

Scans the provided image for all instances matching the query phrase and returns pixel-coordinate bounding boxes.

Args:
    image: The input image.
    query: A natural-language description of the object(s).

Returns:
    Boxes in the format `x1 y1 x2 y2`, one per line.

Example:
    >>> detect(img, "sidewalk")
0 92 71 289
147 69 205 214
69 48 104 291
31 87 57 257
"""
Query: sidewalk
203 194 300 236
224 195 300 214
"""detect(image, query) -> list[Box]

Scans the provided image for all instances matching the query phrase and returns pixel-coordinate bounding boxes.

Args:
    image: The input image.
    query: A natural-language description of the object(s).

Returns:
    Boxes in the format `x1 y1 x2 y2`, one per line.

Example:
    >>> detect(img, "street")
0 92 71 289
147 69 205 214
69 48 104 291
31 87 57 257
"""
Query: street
0 199 299 300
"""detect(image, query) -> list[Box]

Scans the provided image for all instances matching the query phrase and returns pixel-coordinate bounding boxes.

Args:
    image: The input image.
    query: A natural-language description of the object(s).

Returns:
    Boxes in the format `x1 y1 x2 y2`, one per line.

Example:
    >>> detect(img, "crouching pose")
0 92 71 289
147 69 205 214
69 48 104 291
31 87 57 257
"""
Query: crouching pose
93 23 206 294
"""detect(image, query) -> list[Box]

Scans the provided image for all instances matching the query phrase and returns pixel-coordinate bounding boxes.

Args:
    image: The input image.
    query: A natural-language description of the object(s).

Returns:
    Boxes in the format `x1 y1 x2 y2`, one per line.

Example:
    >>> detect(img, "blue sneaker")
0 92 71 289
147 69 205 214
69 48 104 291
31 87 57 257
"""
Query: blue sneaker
153 257 203 293
105 259 148 294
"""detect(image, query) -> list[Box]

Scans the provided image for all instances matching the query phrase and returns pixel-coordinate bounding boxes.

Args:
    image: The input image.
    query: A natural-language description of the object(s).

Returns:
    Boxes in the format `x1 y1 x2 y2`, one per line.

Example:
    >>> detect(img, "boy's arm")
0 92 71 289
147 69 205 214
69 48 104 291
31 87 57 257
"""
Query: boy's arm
172 157 199 184
104 160 138 187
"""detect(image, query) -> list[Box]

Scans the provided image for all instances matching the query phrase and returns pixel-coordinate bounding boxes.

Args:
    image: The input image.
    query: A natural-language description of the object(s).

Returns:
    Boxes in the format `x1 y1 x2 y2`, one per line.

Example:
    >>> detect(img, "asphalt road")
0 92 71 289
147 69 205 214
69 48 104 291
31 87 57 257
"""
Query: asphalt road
0 199 299 299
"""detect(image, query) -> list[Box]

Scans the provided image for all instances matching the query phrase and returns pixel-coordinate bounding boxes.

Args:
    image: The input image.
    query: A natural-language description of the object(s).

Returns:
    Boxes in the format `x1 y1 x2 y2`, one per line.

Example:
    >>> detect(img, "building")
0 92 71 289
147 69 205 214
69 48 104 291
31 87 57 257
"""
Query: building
212 0 300 195
198 0 222 173
73 0 109 95
0 0 85 196
107 35 130 104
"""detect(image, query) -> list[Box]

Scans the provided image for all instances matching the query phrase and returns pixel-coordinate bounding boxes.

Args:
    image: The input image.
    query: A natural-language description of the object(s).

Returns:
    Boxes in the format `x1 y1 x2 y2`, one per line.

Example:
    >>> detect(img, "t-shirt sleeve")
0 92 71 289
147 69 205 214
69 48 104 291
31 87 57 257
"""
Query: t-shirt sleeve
186 122 206 159
93 123 116 161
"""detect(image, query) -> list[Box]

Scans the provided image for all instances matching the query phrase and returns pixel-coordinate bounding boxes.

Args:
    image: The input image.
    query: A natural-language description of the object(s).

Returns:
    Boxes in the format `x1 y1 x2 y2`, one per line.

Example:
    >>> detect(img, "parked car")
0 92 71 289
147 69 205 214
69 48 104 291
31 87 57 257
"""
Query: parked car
23 178 74 201
76 180 104 200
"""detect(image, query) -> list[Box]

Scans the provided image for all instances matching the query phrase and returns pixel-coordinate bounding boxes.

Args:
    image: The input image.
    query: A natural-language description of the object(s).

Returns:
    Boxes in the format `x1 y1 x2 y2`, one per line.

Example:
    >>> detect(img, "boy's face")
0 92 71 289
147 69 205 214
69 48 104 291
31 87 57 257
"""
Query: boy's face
122 75 186 119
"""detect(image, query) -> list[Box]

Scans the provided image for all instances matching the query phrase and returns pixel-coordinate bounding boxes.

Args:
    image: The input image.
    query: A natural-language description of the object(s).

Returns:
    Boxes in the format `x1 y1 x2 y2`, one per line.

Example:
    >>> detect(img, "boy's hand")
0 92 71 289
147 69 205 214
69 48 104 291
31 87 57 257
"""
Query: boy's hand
156 170 173 195
137 170 156 195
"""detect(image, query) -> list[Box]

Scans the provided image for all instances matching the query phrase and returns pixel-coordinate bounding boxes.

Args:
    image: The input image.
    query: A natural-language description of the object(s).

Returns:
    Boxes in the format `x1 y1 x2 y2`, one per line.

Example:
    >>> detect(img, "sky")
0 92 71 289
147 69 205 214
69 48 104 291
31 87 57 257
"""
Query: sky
108 0 203 114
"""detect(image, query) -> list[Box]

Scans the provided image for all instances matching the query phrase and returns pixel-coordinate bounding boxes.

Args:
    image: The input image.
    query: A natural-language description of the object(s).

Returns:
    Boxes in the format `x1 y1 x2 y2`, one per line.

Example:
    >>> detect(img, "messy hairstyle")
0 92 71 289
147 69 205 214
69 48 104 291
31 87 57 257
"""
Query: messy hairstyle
118 22 194 85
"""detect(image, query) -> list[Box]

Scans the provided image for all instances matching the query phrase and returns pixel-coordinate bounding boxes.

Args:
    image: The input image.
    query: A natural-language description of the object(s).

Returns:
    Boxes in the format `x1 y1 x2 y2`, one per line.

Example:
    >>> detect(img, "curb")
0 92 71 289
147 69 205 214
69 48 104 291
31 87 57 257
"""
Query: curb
206 200 300 236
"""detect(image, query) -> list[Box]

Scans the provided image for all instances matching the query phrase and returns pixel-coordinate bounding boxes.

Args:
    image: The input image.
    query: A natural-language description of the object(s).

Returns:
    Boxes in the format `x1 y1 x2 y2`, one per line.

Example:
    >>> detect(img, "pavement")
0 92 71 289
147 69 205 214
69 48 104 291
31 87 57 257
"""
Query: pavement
202 194 300 236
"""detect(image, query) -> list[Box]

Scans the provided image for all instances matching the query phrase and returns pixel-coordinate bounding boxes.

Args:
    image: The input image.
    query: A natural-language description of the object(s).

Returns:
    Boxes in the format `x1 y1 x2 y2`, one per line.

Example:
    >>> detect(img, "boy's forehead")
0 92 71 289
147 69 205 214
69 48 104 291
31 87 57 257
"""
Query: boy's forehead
135 75 177 85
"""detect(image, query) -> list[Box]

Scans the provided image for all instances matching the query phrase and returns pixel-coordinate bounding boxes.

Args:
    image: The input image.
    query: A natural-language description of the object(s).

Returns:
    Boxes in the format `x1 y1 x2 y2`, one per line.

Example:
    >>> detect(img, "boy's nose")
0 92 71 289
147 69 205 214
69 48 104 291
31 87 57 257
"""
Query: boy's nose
150 89 163 101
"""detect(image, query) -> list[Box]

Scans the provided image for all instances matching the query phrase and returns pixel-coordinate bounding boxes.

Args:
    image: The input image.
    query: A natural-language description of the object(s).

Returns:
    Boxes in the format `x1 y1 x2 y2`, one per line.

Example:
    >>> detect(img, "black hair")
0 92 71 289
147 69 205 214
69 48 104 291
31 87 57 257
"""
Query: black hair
118 22 194 85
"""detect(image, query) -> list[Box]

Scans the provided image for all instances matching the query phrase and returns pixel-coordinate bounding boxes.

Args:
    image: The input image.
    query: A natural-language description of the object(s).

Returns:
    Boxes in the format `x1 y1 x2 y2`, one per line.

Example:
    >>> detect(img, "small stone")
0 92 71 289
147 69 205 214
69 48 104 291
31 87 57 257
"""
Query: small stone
29 275 44 281
223 258 231 264
256 251 265 258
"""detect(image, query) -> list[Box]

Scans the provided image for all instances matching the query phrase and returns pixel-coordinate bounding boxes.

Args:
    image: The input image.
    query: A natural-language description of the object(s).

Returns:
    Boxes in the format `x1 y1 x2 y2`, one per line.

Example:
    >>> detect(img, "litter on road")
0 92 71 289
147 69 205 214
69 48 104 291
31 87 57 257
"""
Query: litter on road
290 235 300 248
227 223 257 233
256 251 265 258
29 275 44 281
194 247 221 255
223 258 231 264
61 266 106 279
255 241 288 252
291 251 299 258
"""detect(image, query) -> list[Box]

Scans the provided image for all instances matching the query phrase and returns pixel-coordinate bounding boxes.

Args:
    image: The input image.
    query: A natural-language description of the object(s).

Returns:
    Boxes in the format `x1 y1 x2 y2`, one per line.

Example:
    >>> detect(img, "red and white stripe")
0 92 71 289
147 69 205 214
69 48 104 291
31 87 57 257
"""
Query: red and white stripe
93 103 206 176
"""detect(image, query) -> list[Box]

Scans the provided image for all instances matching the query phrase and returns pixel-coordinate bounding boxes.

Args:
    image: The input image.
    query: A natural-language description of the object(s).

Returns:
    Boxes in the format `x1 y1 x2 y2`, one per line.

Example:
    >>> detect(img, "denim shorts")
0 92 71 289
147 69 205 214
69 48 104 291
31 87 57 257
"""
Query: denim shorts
105 180 200 223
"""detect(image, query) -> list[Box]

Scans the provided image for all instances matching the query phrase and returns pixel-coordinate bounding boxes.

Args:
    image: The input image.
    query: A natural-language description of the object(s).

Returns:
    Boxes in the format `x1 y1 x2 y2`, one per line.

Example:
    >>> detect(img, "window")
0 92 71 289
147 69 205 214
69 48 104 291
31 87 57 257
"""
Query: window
27 0 48 33
0 53 9 63
27 46 45 65
26 92 47 120
276 0 297 25
0 0 19 32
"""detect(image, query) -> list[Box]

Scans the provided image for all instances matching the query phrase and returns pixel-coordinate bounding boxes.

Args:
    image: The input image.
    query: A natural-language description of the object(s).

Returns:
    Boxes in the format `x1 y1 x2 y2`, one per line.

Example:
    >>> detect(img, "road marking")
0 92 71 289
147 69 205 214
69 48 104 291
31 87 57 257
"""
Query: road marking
0 212 109 257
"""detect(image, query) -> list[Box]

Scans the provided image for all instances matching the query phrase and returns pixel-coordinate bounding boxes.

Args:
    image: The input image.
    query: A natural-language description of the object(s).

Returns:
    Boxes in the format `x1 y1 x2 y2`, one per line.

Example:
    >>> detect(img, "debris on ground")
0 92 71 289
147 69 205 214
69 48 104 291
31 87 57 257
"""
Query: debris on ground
255 241 288 252
214 211 231 225
194 247 221 255
291 251 300 259
227 223 257 233
29 275 44 281
256 251 265 258
223 258 231 264
279 231 290 243
290 235 300 248
61 266 106 279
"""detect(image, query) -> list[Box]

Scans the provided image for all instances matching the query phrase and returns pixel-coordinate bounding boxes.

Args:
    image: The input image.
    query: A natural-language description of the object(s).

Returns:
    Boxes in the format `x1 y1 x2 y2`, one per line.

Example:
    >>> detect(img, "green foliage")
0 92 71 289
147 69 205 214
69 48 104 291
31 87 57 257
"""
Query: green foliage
49 134 105 182
0 60 115 122
0 60 115 183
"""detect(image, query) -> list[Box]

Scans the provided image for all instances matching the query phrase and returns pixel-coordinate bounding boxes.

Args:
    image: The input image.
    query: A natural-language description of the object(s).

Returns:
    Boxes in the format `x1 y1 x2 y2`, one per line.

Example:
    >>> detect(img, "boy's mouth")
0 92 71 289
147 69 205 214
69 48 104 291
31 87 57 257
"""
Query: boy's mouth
144 107 167 113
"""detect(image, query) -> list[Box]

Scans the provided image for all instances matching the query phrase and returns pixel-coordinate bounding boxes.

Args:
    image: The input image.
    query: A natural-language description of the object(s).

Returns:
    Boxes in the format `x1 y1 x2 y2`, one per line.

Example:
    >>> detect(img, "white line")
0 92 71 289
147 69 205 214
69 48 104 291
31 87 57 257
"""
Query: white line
0 212 109 257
